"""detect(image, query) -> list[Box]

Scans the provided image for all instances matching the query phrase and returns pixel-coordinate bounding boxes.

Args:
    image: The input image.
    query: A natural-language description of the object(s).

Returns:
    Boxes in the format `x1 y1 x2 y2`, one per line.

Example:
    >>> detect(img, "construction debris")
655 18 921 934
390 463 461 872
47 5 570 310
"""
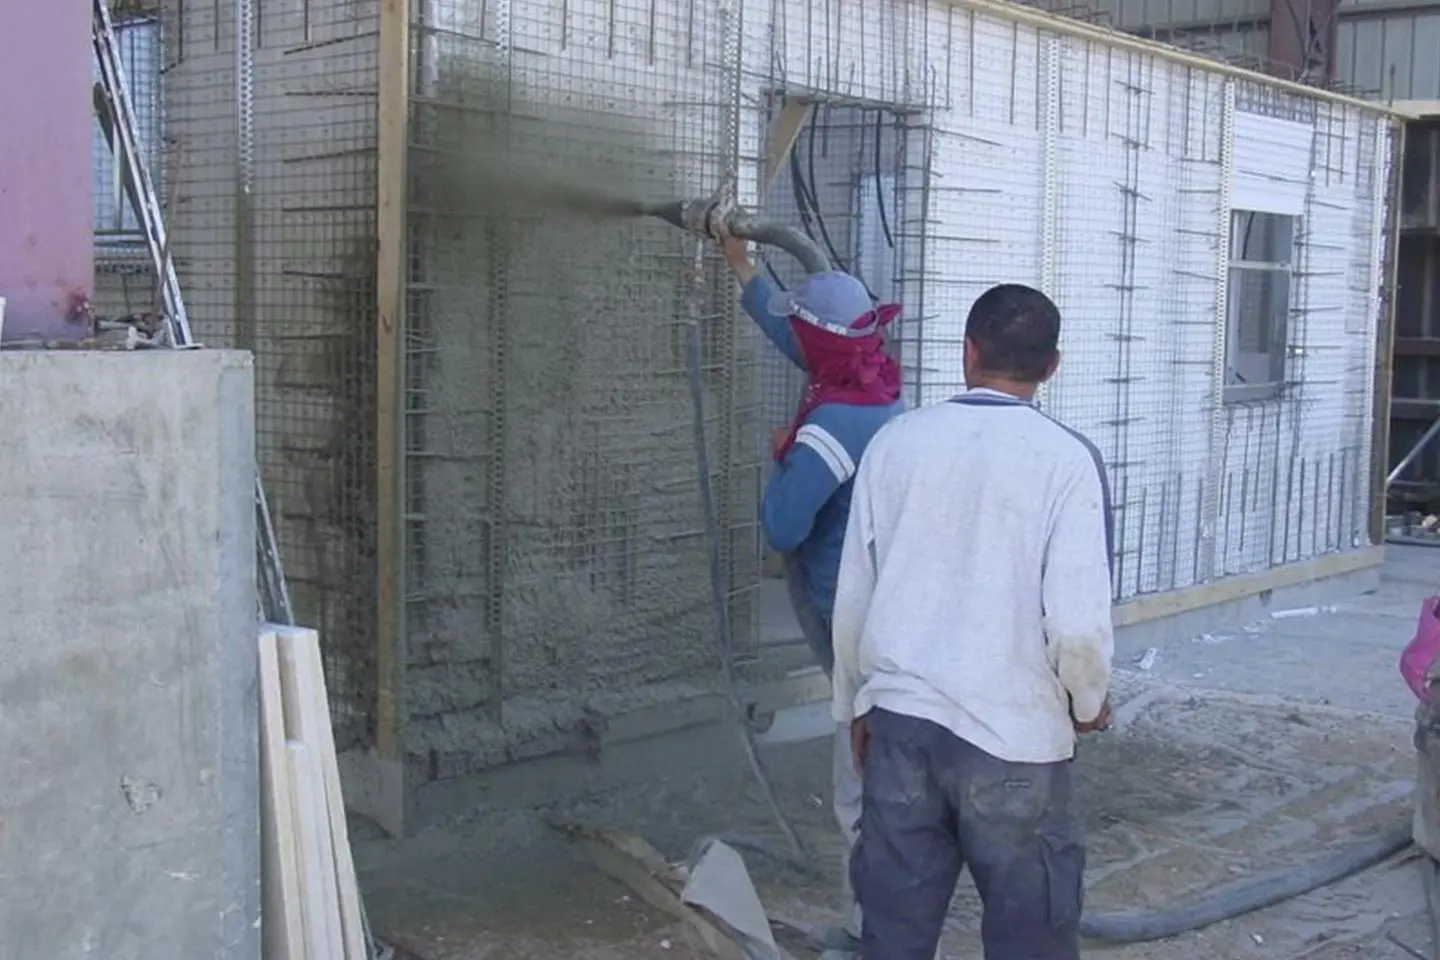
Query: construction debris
550 818 800 960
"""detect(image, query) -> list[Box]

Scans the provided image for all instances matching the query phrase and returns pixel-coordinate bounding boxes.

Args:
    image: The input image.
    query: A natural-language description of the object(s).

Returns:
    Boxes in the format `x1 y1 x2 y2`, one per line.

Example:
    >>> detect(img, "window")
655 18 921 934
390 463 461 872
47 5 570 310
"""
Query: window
92 16 163 258
1225 210 1295 403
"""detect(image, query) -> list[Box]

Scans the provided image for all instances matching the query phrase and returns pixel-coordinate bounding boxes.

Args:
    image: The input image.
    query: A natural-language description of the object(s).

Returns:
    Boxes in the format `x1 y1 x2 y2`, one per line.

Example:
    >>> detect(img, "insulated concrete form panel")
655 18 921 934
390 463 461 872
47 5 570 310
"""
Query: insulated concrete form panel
0 351 258 960
733 2 1390 602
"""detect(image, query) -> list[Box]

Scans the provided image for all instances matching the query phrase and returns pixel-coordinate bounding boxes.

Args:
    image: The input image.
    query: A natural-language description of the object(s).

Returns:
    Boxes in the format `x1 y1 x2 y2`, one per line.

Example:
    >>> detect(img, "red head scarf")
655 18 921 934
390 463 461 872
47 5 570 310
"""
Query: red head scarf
774 303 903 461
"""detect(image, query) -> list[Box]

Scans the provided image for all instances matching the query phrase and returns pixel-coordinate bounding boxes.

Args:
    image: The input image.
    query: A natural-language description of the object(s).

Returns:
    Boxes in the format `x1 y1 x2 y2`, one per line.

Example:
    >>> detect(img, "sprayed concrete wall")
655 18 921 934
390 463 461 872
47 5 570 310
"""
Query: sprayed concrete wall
0 350 259 959
0 0 92 341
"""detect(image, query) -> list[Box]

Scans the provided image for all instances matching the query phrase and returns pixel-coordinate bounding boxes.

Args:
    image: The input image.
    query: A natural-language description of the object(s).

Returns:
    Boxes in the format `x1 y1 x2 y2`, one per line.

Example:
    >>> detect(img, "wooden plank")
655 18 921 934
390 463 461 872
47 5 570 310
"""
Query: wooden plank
375 0 409 826
763 100 813 196
1112 546 1385 628
288 741 341 959
259 629 305 960
1395 338 1440 357
1395 398 1440 420
275 626 367 960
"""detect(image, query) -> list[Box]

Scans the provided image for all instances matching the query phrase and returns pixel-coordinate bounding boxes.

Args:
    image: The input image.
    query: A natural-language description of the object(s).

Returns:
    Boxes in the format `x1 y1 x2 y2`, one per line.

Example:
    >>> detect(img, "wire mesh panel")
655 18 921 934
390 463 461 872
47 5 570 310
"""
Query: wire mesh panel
250 0 381 752
401 0 758 779
155 0 382 752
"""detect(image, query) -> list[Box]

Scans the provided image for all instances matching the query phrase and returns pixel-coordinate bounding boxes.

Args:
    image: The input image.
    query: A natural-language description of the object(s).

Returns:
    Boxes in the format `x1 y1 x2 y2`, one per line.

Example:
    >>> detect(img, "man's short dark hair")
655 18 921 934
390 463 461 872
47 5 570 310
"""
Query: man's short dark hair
964 284 1061 382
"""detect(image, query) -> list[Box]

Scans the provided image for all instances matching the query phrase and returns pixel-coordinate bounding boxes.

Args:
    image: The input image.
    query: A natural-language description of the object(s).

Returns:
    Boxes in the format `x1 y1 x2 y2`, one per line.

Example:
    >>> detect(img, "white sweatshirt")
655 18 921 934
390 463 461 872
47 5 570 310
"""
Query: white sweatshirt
831 388 1115 764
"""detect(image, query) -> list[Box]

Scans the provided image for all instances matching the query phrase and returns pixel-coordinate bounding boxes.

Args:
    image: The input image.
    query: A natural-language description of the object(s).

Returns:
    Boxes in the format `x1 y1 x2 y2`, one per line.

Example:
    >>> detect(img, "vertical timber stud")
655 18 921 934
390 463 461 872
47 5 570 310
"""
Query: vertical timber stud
374 0 409 837
1200 80 1236 583
1035 33 1061 415
1370 120 1406 545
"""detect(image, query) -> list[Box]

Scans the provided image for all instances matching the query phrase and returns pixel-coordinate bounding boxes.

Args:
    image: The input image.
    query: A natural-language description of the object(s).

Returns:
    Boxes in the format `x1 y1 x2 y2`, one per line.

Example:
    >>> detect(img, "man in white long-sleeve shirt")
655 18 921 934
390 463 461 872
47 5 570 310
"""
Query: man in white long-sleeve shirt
831 283 1115 960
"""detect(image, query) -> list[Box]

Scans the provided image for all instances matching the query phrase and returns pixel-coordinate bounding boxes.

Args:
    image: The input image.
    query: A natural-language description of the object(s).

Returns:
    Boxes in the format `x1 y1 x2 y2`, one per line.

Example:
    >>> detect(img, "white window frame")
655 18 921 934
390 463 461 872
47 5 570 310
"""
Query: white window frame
1224 209 1296 404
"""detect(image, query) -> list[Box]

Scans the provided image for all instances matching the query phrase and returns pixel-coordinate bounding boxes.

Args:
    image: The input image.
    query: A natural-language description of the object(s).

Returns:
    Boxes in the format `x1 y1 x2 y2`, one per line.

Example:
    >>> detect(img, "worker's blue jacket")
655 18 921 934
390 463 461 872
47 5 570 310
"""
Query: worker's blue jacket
741 275 904 639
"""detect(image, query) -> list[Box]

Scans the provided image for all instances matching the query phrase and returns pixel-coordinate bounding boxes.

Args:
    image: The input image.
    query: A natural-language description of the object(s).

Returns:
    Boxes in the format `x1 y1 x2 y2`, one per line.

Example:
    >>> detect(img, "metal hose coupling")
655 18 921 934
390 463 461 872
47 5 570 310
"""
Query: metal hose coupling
639 196 831 274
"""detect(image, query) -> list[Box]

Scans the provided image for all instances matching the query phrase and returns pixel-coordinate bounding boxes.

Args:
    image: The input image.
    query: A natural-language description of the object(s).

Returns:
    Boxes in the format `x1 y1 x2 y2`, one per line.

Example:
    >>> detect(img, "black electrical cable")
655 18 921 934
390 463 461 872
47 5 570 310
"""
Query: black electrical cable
804 117 854 277
874 109 895 250
1080 818 1414 943
789 147 820 246
791 119 881 302
763 259 787 289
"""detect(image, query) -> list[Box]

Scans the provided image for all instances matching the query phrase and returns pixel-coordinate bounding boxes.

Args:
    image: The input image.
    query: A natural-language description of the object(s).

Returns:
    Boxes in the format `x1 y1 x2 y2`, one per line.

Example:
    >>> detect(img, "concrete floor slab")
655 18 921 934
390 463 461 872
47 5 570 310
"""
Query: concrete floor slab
357 548 1440 960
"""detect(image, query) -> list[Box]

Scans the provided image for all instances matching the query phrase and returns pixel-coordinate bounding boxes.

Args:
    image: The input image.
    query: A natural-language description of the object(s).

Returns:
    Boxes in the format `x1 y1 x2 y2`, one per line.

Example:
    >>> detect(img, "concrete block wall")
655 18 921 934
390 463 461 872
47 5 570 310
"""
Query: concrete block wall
0 351 259 960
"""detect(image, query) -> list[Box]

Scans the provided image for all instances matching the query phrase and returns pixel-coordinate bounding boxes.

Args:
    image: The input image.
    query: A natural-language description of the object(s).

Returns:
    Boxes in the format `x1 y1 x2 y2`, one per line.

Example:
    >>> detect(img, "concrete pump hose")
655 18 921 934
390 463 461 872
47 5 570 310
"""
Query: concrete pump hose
1079 817 1414 943
726 217 832 275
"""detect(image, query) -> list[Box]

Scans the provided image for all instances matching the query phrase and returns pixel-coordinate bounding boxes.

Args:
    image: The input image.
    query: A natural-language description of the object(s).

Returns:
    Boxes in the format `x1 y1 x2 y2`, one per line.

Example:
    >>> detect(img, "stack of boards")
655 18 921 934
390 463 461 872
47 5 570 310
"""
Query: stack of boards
258 624 368 959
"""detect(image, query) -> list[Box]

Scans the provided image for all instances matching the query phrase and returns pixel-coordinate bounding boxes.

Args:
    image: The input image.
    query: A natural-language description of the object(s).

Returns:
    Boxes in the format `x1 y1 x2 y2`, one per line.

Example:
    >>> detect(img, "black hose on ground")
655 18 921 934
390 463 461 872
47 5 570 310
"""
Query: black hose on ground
1080 818 1414 943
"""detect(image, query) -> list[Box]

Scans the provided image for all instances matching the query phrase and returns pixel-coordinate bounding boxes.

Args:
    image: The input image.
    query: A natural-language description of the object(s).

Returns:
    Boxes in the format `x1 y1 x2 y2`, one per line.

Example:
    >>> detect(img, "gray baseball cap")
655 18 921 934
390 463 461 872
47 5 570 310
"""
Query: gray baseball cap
767 271 884 338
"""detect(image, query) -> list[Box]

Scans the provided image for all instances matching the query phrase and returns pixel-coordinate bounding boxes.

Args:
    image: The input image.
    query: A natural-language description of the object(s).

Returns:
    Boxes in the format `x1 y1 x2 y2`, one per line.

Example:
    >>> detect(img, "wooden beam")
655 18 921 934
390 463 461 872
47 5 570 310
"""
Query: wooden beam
1111 547 1385 628
1375 121 1408 543
1394 338 1440 357
374 0 409 834
763 100 813 197
1394 399 1440 420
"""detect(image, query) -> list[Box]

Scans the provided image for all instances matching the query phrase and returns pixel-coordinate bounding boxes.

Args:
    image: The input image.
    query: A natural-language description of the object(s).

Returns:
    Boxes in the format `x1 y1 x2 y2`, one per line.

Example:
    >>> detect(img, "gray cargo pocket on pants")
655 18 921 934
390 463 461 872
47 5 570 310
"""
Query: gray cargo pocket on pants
1040 826 1086 930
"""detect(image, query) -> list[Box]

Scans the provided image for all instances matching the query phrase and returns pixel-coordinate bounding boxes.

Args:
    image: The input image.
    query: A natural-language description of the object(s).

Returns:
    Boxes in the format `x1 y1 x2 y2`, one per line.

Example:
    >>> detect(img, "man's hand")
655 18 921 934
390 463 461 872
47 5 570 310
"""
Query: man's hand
1074 697 1113 734
851 713 871 775
715 221 757 283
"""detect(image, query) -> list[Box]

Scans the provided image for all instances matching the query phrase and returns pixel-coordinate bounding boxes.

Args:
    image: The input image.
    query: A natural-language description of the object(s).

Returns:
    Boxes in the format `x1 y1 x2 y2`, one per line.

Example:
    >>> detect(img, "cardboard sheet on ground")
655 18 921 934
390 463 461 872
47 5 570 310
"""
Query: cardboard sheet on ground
682 838 786 960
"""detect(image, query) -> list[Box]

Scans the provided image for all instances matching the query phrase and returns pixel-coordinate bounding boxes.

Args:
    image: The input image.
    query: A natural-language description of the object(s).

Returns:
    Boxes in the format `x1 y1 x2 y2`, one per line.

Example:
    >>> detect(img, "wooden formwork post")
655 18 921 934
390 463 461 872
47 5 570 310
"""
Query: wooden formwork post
1371 119 1406 547
374 0 409 836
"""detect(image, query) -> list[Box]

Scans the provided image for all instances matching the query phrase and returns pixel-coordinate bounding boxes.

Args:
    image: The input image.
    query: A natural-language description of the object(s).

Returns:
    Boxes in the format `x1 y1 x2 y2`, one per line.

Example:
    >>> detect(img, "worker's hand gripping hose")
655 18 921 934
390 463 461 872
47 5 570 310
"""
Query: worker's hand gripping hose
1079 817 1413 943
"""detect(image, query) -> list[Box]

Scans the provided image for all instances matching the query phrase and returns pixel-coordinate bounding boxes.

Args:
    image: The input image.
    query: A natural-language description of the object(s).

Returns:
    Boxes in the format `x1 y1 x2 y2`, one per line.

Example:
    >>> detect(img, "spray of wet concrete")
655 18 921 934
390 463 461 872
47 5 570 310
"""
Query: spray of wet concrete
402 62 756 787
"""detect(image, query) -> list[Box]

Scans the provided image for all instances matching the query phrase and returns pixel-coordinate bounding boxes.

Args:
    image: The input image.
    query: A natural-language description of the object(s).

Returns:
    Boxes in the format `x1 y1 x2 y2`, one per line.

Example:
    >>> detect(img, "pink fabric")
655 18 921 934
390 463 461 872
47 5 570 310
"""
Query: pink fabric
774 303 903 461
1400 594 1440 705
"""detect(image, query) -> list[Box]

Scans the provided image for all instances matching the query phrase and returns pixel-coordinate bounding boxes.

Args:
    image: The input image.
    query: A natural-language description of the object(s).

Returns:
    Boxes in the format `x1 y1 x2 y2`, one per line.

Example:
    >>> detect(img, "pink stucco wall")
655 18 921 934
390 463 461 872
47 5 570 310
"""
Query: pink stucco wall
0 0 93 341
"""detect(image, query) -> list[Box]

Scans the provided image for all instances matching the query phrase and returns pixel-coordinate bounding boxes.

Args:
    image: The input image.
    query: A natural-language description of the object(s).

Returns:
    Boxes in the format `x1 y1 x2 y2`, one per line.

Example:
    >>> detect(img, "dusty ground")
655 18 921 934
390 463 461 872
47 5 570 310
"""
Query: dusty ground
355 548 1440 959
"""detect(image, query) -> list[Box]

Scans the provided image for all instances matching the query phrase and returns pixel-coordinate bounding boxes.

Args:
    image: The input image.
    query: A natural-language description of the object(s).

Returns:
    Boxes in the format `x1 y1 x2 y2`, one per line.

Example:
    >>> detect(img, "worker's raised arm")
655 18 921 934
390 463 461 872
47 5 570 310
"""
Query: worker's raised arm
831 453 878 725
718 231 805 370
1041 454 1115 727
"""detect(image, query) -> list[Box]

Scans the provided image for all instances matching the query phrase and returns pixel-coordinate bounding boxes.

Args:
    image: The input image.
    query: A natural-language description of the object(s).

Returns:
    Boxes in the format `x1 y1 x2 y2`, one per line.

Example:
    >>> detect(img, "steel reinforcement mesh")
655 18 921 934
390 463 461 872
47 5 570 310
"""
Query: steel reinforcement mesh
402 0 760 777
154 0 382 752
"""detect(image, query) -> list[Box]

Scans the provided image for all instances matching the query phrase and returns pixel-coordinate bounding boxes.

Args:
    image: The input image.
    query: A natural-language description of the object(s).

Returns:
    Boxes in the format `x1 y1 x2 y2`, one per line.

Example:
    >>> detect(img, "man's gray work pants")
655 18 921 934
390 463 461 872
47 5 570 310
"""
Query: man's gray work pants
851 709 1085 960
783 555 863 940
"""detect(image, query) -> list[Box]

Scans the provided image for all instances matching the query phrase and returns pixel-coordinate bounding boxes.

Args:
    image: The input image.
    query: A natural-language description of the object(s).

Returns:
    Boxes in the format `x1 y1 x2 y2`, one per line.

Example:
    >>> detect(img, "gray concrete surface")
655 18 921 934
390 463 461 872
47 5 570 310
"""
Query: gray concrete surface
0 351 259 960
360 546 1440 959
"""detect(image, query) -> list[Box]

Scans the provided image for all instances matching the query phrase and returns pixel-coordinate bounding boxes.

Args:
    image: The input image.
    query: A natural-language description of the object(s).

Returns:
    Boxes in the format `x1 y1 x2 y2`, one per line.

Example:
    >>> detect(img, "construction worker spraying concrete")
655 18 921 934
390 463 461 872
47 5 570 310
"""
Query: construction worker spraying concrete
715 221 904 959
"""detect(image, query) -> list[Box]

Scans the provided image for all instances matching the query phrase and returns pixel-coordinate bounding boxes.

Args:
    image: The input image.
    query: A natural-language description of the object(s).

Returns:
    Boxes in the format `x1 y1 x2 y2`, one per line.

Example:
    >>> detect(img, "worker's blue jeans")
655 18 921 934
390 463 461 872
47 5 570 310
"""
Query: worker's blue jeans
851 709 1084 960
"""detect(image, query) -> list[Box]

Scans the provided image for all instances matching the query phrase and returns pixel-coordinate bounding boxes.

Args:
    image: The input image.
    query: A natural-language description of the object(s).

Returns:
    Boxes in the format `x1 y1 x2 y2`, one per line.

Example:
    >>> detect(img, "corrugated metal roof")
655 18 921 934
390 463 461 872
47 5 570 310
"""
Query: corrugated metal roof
1025 0 1440 101
1338 3 1440 101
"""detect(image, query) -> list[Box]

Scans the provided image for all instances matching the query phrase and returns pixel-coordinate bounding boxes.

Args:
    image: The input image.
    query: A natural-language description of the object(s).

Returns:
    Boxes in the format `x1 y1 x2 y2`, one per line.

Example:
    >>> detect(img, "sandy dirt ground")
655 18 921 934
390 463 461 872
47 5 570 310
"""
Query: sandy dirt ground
355 546 1440 959
357 670 1426 960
